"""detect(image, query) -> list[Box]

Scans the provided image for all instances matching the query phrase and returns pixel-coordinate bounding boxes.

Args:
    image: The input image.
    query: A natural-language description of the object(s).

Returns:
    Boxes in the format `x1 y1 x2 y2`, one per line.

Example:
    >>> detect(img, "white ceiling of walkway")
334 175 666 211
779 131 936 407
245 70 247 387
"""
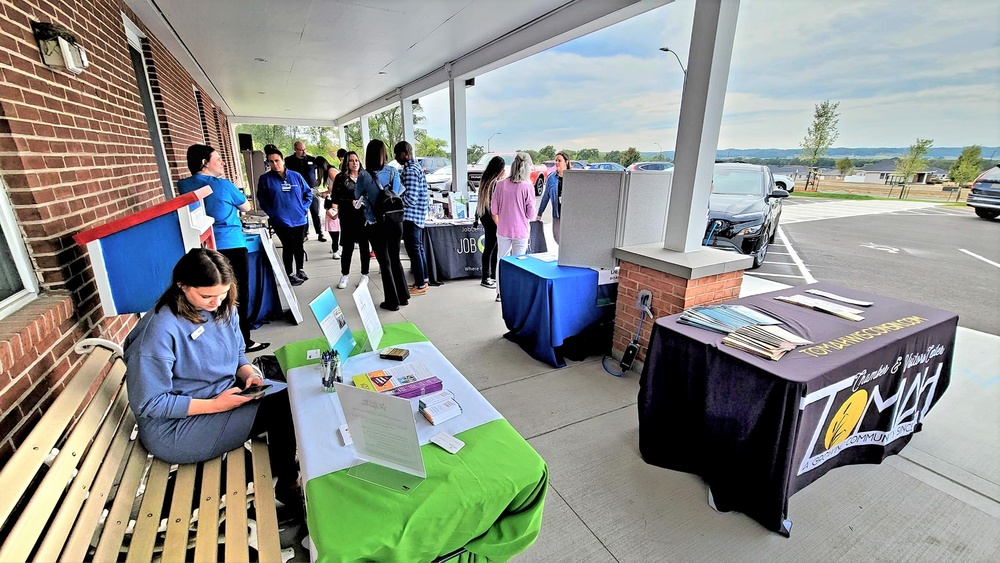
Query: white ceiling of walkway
126 0 671 124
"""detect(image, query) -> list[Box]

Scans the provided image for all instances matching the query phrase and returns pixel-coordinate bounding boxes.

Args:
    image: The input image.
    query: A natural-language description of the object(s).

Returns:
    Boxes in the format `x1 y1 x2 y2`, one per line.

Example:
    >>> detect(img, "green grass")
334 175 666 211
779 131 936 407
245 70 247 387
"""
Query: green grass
791 191 964 205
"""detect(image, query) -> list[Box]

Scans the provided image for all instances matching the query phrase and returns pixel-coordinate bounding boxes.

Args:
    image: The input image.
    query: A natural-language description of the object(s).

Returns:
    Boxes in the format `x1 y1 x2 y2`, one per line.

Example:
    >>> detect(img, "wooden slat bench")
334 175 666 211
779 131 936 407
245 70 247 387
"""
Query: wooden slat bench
0 338 283 562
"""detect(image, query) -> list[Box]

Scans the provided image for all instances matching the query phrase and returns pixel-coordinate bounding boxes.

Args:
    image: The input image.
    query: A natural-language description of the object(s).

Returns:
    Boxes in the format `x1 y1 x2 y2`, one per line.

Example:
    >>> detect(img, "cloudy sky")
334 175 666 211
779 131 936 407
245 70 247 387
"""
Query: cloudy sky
418 0 1000 153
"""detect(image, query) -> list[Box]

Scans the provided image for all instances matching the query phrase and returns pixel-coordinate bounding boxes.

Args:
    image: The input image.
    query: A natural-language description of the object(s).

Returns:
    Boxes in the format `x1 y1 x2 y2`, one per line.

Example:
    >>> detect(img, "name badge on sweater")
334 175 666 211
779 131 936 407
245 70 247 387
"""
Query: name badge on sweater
281 181 292 192
190 326 205 340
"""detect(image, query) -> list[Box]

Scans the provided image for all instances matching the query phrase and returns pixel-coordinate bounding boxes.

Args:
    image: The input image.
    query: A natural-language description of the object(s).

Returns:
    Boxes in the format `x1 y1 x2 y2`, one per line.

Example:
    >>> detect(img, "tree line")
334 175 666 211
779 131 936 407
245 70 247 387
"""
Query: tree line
800 100 993 187
237 101 994 187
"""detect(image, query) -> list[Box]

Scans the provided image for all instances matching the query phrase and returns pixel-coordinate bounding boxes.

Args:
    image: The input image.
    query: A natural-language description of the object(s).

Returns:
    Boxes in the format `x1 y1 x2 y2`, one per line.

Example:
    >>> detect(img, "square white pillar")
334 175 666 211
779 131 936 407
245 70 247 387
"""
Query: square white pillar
401 99 415 147
449 77 469 193
664 0 740 252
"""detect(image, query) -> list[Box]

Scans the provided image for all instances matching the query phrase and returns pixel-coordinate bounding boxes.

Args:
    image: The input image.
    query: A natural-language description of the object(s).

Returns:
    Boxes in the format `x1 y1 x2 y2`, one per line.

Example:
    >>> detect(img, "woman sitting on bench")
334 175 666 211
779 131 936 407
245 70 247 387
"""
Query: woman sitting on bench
123 248 301 516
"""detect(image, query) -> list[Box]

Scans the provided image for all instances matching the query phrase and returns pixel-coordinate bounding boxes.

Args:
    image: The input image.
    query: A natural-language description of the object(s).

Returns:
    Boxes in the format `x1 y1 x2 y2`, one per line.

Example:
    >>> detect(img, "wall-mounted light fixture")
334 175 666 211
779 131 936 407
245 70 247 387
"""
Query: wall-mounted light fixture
31 21 88 74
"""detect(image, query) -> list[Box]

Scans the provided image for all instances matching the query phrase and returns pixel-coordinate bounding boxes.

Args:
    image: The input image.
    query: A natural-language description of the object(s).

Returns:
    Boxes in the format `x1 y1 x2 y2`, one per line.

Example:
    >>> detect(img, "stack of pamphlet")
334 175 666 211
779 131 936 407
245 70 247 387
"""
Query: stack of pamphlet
352 362 442 398
721 325 812 361
677 304 783 333
677 304 812 361
774 293 867 321
419 390 462 425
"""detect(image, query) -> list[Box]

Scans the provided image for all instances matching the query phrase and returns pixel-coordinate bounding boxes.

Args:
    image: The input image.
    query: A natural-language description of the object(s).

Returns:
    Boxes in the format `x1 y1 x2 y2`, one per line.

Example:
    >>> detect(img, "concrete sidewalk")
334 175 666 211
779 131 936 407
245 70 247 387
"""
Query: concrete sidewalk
257 241 999 562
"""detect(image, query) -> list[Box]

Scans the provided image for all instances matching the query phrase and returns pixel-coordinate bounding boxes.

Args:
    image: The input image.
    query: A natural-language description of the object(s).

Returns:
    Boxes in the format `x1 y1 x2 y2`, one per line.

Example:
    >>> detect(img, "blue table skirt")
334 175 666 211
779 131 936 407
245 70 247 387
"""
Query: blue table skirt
245 233 282 329
499 255 613 367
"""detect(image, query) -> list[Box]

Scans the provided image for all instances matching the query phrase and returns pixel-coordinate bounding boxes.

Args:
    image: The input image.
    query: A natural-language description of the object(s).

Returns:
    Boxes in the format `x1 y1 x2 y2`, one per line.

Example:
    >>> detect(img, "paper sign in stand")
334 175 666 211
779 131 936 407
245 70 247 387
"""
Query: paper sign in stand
352 277 384 352
334 383 426 494
308 287 356 360
256 227 304 324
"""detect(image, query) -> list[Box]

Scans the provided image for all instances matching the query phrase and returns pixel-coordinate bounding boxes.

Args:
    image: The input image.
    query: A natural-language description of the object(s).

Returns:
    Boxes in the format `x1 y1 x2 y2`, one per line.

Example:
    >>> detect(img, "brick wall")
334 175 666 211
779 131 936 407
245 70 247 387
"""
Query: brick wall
0 0 239 464
614 260 743 367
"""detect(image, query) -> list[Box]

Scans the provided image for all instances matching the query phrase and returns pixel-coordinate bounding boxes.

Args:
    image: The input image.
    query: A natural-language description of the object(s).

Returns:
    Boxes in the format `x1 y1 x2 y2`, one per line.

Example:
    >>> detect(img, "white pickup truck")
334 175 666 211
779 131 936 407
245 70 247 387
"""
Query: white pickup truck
466 152 548 196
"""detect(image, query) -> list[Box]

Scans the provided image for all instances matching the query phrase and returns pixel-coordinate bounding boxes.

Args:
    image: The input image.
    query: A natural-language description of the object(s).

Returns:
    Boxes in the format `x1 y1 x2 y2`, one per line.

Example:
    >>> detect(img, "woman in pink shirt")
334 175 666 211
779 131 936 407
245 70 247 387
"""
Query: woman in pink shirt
490 152 537 302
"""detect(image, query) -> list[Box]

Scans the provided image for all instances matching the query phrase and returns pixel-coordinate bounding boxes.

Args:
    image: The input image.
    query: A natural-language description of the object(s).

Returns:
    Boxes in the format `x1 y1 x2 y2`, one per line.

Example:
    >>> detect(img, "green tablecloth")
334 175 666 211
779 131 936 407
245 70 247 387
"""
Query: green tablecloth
275 322 548 563
274 322 431 370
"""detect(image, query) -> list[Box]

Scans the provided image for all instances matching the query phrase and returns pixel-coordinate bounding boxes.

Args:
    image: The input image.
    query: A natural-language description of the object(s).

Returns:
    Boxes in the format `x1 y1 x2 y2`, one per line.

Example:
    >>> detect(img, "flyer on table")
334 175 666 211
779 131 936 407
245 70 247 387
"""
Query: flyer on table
309 288 356 360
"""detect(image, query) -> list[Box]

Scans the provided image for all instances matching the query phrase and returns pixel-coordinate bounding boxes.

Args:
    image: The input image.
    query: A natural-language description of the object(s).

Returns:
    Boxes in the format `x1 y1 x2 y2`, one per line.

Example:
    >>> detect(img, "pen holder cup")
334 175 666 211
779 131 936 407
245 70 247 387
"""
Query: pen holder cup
321 361 340 392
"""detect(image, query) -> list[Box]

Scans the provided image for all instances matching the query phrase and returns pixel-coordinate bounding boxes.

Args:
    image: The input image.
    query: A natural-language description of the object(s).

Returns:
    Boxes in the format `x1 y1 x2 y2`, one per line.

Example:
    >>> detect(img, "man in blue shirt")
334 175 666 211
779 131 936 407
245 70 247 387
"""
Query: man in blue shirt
395 141 433 294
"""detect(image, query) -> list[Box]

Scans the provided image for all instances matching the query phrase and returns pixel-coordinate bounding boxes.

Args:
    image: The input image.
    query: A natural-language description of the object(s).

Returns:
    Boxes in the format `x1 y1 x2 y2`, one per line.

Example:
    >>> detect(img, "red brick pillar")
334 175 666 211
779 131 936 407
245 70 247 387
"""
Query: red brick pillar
614 260 743 369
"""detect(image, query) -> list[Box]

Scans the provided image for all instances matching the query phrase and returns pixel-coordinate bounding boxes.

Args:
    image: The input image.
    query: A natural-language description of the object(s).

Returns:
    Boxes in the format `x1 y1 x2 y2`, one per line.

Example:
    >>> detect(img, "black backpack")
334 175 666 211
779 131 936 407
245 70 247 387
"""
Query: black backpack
371 168 404 224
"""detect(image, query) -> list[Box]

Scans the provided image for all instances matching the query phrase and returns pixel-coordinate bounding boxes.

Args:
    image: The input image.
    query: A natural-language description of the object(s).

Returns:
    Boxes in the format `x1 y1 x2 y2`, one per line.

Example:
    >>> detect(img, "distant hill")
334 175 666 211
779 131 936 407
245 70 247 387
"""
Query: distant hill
641 147 1000 160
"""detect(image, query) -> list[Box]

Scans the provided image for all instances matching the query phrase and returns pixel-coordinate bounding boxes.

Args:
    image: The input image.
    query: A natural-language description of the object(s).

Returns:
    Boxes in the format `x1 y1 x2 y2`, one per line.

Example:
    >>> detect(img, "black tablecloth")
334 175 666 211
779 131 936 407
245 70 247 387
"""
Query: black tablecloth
639 282 958 535
423 221 547 284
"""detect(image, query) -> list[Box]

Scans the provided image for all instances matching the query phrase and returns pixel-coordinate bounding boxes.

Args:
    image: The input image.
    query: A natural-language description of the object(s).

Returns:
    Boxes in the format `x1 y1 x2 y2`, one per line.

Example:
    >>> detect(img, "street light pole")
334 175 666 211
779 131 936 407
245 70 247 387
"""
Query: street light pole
487 132 501 153
658 47 687 76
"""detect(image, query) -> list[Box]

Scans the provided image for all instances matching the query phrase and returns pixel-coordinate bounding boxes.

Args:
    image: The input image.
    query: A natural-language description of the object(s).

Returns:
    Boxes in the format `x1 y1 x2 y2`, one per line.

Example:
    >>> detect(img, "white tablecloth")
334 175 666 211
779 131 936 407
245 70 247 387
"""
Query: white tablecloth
285 341 503 484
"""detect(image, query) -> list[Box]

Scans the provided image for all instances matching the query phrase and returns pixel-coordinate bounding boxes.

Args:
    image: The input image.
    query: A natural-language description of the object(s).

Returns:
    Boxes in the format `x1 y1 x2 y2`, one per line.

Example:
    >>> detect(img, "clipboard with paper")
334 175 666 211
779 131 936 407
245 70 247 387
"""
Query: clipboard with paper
334 383 426 494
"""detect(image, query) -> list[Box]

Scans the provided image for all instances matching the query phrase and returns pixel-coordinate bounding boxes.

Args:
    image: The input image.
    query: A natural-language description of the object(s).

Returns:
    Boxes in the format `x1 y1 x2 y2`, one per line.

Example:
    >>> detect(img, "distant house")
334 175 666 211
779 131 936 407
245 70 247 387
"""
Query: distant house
858 158 936 184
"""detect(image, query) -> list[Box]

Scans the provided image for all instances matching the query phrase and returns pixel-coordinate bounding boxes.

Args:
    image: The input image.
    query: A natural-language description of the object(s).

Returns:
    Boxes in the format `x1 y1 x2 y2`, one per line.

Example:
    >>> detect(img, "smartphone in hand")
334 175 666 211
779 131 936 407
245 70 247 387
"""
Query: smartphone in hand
238 384 272 398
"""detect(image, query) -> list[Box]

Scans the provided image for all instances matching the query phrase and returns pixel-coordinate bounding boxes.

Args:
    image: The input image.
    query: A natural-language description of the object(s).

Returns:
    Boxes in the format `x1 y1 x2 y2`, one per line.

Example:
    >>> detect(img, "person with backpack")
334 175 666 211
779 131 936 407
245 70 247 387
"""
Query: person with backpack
355 139 410 311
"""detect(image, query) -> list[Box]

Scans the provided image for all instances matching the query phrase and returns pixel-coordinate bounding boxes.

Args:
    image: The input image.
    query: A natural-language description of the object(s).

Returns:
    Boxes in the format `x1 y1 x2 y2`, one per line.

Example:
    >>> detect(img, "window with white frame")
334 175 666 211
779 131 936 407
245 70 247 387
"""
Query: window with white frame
0 175 39 319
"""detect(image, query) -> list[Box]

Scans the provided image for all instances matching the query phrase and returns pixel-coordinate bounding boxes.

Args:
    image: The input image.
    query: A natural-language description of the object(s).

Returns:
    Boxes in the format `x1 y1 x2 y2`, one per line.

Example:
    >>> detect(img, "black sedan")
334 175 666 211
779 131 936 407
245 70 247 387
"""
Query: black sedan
703 163 789 268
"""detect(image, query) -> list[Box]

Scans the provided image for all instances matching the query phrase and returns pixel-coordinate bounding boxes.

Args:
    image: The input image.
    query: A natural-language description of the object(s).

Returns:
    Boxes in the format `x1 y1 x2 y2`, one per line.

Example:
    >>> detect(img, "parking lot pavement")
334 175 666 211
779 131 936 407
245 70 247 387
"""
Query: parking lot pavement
780 199 940 225
766 205 998 334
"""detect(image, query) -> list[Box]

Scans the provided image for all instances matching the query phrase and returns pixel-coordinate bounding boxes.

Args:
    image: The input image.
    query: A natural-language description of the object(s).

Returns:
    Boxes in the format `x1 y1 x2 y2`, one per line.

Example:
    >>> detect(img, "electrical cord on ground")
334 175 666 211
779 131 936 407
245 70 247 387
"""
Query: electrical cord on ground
603 290 653 377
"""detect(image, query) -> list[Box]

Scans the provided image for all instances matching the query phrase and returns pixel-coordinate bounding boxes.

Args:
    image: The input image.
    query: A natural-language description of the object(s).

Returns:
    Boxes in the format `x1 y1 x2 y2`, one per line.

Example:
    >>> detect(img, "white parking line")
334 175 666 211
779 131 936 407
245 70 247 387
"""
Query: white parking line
959 248 1000 269
777 227 816 283
751 272 808 278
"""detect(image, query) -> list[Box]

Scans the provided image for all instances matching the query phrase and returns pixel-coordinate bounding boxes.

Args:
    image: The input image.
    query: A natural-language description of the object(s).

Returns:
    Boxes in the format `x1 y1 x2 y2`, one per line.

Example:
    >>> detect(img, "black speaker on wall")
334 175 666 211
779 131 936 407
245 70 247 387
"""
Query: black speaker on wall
238 133 253 152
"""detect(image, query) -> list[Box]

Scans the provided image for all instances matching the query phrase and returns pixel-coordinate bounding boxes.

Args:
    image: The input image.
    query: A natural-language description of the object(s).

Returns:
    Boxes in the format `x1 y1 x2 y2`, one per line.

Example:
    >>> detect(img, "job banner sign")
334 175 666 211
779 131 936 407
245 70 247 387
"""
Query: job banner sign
425 223 484 280
790 318 957 493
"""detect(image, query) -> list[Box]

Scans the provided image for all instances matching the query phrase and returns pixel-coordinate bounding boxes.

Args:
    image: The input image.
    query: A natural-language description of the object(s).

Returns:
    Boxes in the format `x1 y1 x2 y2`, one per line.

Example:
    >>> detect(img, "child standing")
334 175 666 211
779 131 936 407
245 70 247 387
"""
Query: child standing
324 194 341 259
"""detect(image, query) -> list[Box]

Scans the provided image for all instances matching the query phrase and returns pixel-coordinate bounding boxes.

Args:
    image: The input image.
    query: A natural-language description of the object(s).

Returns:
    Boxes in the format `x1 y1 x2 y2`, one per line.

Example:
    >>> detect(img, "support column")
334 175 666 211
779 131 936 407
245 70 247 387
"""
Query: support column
360 117 371 152
611 0 743 374
663 0 740 252
401 99 415 147
337 122 346 150
448 69 468 193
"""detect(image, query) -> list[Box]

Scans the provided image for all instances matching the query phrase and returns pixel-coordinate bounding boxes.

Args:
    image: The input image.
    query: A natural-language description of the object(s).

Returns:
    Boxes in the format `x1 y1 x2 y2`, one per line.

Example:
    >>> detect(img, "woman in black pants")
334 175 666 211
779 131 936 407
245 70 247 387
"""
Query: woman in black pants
355 140 409 311
332 151 371 289
473 156 505 289
256 149 313 285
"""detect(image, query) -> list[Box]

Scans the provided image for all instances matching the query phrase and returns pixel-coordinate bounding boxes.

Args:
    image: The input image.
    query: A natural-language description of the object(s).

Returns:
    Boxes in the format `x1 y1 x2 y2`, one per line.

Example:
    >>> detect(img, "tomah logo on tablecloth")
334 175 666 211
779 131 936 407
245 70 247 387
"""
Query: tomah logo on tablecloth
796 344 948 476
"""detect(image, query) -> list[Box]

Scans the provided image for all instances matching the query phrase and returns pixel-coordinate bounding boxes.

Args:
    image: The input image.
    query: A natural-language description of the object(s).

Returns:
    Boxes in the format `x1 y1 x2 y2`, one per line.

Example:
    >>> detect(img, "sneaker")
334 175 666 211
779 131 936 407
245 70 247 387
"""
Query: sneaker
296 270 309 281
318 235 327 242
333 252 341 259
379 302 399 312
290 275 304 286
337 275 349 289
480 280 496 289
428 280 444 287
410 286 427 296
358 274 370 287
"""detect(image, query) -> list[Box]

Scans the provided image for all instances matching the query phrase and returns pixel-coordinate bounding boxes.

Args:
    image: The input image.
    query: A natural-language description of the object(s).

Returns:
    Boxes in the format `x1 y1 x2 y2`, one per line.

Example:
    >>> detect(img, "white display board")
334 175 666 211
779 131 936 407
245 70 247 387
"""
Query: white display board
254 227 303 324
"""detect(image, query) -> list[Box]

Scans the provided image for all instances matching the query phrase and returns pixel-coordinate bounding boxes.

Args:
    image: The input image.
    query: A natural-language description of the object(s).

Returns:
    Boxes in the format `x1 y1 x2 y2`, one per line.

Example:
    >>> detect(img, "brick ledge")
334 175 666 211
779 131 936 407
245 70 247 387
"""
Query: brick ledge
614 244 752 280
0 291 75 374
